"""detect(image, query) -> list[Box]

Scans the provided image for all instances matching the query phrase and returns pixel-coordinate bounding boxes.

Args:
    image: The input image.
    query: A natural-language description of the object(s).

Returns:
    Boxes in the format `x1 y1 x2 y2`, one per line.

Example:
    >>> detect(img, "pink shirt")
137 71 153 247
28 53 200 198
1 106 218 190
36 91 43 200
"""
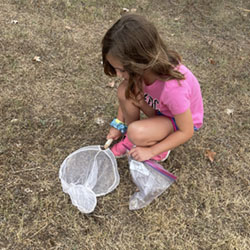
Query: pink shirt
144 64 203 128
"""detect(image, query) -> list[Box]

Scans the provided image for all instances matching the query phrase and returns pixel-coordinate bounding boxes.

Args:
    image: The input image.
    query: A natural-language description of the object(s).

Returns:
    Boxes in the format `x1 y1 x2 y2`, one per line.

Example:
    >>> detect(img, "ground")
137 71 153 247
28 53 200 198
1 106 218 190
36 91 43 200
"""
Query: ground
0 0 249 249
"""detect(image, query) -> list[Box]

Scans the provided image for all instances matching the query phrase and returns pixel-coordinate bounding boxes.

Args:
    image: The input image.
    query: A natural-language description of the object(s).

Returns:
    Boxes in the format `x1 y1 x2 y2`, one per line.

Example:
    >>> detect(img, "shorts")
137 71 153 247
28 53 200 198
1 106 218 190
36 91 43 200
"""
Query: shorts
156 111 198 132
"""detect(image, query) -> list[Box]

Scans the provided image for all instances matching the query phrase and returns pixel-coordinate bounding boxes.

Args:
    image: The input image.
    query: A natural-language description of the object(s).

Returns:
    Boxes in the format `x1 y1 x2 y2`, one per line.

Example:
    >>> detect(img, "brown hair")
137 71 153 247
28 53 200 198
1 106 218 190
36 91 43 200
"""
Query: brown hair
102 14 185 100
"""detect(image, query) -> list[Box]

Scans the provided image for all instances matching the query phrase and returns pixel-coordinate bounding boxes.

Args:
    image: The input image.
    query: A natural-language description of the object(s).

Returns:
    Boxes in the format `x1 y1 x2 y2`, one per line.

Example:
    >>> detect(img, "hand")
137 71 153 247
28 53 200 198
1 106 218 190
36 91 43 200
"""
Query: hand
128 146 154 162
106 127 122 141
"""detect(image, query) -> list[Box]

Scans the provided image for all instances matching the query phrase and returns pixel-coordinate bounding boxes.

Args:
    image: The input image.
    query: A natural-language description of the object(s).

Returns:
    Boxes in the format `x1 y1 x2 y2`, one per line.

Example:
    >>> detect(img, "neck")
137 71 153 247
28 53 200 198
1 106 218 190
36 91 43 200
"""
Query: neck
143 70 159 85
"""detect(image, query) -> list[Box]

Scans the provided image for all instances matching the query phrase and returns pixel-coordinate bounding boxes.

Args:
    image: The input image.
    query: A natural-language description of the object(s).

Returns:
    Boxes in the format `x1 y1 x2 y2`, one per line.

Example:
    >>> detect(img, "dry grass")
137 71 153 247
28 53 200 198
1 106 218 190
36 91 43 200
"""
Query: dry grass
0 0 249 249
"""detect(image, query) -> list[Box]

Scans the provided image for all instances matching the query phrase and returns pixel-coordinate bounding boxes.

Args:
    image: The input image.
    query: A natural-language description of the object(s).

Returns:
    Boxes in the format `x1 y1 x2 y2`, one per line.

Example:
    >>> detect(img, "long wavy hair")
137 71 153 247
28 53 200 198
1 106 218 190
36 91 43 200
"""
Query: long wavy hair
102 14 185 100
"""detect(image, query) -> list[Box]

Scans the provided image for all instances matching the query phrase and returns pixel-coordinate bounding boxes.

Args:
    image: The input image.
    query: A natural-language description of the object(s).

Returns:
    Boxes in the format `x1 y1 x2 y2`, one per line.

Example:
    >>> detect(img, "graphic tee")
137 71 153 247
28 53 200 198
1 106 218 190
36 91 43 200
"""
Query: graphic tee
144 64 203 128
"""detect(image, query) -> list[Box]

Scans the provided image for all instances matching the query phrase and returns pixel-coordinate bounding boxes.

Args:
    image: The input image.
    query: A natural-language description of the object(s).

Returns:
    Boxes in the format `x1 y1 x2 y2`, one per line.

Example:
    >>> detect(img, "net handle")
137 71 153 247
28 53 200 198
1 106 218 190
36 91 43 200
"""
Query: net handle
103 139 113 149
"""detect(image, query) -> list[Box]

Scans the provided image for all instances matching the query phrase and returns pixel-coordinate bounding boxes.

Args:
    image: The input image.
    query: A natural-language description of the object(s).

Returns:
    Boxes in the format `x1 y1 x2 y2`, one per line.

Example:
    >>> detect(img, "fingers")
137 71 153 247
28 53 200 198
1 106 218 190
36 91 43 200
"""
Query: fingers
107 127 123 140
106 133 113 140
106 131 122 140
128 147 153 162
129 148 140 161
106 133 120 140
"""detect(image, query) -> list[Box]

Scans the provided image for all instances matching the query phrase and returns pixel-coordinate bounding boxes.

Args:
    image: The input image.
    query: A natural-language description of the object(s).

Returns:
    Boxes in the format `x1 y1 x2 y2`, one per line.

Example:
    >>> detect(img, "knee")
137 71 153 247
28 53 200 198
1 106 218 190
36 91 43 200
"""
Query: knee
127 121 146 145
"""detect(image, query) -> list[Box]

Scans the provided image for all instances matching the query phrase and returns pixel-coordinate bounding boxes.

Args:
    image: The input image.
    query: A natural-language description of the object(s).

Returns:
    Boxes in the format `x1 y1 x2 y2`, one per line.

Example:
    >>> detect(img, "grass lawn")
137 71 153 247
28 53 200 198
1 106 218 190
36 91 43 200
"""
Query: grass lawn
0 0 249 249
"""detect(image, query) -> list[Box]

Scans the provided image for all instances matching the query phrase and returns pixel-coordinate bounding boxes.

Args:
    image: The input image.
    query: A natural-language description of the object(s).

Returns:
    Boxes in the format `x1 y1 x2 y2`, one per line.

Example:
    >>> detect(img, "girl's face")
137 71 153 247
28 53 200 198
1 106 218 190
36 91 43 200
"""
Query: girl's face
106 54 129 80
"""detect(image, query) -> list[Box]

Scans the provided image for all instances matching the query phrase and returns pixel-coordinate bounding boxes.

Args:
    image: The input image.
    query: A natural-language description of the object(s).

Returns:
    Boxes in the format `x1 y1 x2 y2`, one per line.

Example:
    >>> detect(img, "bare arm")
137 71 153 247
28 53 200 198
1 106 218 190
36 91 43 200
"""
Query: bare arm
150 108 194 156
129 109 194 161
117 105 125 122
106 105 125 140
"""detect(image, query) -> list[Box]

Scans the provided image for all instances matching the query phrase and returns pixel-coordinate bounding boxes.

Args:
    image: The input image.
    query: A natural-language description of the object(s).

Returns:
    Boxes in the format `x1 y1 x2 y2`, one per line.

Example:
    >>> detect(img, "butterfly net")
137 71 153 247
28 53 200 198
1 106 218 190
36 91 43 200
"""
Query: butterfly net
59 145 119 213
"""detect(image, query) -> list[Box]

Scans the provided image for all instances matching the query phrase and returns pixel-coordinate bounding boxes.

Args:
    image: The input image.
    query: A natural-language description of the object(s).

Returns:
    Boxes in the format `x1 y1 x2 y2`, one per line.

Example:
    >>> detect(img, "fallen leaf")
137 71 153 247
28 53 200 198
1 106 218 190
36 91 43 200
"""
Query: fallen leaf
205 149 216 162
208 40 214 46
107 80 115 88
65 25 72 31
33 56 41 62
226 109 234 115
209 58 216 64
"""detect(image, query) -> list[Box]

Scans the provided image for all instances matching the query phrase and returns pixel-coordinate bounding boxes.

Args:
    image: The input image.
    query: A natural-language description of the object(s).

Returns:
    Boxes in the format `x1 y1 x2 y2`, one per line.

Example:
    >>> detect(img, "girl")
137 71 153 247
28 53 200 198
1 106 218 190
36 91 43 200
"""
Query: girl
102 14 203 162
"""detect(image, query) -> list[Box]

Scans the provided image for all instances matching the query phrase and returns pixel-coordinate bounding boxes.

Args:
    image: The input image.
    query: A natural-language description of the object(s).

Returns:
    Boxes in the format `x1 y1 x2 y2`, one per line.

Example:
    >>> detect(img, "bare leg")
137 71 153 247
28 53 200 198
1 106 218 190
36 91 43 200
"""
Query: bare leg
127 116 174 146
117 80 155 125
117 80 174 147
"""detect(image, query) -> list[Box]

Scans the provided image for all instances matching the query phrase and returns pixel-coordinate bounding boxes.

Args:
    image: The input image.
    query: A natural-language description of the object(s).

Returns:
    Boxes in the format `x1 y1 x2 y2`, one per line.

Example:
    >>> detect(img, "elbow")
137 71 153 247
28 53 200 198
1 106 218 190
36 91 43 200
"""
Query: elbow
182 128 194 142
187 128 194 141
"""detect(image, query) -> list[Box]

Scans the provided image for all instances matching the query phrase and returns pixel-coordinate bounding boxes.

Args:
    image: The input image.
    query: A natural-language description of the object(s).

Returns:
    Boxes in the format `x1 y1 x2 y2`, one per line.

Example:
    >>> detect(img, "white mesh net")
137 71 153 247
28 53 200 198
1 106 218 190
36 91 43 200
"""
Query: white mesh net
59 145 119 213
